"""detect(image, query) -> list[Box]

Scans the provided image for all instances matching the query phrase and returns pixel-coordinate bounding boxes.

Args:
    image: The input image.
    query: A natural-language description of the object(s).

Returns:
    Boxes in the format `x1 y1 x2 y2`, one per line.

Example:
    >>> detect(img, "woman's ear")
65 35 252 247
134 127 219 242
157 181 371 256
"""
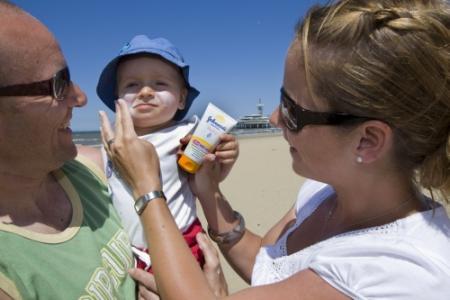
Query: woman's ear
353 121 393 164
178 87 187 110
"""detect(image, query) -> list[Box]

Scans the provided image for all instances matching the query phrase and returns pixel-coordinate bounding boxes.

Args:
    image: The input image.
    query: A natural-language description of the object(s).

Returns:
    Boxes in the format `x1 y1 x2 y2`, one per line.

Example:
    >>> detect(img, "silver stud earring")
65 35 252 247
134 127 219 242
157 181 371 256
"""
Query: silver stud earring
356 156 363 163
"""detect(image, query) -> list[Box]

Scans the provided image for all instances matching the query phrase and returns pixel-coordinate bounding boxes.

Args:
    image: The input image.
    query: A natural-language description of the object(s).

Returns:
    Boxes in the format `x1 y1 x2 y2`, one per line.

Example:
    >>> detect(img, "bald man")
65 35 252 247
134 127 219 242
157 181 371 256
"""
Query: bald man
0 1 136 298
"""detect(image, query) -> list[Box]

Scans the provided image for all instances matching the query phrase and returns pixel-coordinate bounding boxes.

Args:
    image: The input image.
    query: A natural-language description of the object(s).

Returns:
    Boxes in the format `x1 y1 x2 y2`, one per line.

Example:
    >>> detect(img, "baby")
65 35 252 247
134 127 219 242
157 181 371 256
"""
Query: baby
79 35 236 272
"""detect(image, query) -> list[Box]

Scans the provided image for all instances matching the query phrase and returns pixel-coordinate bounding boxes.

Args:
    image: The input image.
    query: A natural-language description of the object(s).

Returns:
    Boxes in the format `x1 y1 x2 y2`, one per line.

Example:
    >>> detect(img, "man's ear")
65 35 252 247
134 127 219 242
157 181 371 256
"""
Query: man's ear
178 88 187 110
353 121 393 164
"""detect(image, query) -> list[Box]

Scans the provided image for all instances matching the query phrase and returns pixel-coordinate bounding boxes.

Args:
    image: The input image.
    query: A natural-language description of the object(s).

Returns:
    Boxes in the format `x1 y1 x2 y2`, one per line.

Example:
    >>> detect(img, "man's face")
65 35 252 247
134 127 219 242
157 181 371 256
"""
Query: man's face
0 13 86 174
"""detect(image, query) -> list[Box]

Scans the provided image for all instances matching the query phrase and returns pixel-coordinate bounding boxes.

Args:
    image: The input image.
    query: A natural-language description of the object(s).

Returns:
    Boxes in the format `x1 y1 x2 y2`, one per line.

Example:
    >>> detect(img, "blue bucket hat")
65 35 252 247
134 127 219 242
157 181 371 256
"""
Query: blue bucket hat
96 35 199 120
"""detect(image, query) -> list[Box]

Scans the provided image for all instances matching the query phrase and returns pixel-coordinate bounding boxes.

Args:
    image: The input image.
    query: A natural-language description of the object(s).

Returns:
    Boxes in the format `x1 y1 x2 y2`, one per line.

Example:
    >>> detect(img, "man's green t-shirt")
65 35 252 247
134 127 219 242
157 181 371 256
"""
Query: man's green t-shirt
0 157 136 299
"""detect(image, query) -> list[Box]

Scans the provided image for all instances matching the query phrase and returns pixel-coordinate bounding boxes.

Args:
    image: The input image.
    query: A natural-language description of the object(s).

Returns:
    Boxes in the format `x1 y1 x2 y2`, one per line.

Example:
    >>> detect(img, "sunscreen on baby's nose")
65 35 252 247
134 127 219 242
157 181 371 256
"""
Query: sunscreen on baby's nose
178 103 237 174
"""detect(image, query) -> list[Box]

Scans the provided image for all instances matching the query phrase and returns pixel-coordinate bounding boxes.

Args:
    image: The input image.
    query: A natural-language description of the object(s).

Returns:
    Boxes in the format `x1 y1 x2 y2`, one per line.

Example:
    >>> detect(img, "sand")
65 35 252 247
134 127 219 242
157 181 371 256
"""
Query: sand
196 133 306 292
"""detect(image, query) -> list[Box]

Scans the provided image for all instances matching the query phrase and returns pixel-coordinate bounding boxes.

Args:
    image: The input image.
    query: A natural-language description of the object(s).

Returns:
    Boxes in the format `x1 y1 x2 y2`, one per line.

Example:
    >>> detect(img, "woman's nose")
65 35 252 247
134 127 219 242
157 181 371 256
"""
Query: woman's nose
269 106 282 128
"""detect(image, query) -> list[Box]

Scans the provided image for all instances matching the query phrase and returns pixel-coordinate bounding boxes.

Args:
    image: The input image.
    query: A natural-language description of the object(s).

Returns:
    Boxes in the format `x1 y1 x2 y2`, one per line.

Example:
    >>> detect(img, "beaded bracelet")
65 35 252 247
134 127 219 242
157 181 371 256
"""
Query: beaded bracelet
207 211 246 246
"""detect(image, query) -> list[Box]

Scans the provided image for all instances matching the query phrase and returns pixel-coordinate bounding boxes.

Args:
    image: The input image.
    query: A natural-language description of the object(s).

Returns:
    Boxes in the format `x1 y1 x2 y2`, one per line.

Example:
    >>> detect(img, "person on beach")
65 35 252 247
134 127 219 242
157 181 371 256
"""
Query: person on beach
0 1 137 298
78 34 239 273
0 2 228 299
103 0 450 299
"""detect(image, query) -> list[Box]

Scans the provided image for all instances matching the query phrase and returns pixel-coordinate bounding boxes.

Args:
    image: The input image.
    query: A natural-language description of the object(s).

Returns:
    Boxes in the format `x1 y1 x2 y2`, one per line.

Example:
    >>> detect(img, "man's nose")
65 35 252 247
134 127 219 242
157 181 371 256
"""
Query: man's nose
66 82 87 108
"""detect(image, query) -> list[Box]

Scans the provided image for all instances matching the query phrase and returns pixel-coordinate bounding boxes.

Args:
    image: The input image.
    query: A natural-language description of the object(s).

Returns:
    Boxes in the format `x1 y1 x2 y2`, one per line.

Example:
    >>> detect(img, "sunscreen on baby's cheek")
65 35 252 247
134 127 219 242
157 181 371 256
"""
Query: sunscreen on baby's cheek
178 103 237 173
122 93 136 107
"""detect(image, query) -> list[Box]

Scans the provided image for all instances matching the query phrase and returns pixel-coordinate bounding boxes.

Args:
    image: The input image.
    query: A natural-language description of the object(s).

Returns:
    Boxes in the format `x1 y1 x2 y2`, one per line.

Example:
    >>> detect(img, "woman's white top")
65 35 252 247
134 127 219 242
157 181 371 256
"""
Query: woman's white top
102 117 198 248
251 180 450 299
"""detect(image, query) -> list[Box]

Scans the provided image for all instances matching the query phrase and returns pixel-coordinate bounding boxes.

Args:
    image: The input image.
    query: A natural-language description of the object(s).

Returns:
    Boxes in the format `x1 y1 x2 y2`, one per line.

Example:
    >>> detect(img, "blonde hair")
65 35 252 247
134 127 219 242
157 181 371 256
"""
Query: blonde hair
297 0 450 201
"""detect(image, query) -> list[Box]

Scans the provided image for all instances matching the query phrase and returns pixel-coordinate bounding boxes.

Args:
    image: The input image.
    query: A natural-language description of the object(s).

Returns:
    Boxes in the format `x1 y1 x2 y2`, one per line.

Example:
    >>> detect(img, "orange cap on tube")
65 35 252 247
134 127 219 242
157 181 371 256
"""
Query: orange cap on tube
178 155 200 174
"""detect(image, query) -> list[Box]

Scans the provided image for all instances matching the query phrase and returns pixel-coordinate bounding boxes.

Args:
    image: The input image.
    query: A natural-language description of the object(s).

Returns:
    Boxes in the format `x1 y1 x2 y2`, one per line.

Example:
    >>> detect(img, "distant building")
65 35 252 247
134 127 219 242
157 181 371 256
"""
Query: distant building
235 99 273 129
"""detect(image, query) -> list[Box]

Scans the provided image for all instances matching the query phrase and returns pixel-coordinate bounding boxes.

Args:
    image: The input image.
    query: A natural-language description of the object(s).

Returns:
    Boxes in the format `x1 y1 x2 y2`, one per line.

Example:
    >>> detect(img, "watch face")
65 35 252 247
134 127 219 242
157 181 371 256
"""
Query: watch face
134 200 143 214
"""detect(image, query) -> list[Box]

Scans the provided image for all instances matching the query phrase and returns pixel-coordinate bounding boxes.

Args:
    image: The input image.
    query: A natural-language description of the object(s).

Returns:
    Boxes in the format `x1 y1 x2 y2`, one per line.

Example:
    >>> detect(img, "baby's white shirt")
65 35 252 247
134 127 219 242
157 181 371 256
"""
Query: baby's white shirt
102 117 198 248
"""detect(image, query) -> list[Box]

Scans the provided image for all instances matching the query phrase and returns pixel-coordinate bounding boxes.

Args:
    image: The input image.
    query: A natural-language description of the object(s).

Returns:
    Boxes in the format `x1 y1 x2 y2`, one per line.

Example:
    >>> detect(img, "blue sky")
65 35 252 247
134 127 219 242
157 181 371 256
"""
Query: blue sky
14 0 323 131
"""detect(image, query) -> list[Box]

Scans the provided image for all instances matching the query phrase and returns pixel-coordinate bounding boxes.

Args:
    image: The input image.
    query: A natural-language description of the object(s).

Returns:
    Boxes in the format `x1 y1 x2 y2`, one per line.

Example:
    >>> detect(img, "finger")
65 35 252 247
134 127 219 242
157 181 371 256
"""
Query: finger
117 98 136 138
215 159 236 166
99 111 115 152
128 268 158 291
217 133 237 146
180 134 192 145
214 149 238 159
176 146 184 157
196 233 220 268
215 139 238 152
203 153 216 162
219 133 236 142
138 284 160 300
114 101 124 141
177 134 192 156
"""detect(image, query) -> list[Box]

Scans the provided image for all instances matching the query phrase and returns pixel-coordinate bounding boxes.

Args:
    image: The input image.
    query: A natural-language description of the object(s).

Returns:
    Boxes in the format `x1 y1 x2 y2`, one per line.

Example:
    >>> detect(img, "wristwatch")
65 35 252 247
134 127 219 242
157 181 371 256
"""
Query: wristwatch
134 191 166 215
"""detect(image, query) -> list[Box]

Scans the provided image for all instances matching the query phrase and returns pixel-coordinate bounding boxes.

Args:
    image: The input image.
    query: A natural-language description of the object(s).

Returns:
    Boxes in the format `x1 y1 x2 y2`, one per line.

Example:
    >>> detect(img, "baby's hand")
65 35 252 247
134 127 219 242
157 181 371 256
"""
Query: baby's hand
213 133 239 182
178 133 239 198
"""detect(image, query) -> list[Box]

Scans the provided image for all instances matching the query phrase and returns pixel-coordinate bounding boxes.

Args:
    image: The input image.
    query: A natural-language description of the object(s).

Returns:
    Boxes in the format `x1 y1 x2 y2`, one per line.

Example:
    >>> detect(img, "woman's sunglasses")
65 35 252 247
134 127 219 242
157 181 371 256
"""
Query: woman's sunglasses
0 67 71 101
279 87 371 132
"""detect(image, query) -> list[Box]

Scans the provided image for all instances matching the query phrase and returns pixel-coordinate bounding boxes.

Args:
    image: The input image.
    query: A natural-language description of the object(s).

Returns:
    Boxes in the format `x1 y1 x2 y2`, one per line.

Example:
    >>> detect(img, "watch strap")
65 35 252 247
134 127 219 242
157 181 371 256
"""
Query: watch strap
134 190 166 215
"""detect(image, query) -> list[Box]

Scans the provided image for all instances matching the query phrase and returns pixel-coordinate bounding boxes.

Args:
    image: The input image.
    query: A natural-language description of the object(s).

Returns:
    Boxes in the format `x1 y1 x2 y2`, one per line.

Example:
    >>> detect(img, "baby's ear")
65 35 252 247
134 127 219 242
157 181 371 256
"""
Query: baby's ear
178 87 187 110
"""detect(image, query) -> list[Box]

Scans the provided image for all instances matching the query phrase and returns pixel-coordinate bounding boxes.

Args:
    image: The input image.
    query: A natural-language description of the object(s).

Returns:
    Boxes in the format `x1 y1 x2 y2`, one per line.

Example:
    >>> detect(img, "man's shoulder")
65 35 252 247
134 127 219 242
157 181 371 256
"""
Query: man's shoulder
62 156 107 186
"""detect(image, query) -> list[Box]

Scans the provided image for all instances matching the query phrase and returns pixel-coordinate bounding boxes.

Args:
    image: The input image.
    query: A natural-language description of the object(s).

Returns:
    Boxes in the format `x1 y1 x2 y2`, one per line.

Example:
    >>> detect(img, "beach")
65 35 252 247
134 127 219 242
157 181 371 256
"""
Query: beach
196 133 305 292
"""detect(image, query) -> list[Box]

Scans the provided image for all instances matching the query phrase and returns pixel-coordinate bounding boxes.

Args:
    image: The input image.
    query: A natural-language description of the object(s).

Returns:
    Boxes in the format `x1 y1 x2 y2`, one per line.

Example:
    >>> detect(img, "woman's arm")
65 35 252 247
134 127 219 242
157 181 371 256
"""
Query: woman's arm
101 100 350 300
99 101 215 299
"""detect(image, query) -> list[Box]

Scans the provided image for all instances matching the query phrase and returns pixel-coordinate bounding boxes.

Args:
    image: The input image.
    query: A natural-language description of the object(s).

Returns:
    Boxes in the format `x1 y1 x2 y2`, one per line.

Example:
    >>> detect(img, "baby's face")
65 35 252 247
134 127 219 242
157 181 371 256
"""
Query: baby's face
116 55 187 133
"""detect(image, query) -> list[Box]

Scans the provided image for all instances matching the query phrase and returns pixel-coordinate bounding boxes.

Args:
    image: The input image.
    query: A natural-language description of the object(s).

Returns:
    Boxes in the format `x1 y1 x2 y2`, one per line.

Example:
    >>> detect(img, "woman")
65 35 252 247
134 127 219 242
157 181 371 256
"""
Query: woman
102 0 450 298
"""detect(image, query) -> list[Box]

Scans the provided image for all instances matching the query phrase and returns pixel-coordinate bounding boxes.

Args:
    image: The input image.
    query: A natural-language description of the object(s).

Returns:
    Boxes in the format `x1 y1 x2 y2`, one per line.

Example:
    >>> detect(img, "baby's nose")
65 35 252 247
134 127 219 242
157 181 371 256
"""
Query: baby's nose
139 86 155 99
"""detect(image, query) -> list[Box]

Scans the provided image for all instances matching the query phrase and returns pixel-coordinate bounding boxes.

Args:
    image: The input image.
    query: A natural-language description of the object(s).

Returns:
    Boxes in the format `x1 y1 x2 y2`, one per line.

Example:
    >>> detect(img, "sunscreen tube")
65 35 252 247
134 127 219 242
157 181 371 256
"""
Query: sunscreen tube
178 103 237 173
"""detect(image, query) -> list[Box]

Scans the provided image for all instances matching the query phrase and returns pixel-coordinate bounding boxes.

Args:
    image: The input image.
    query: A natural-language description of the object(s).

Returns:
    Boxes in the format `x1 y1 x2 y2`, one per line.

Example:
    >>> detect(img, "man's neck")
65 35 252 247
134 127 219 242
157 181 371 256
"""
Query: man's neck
0 171 72 233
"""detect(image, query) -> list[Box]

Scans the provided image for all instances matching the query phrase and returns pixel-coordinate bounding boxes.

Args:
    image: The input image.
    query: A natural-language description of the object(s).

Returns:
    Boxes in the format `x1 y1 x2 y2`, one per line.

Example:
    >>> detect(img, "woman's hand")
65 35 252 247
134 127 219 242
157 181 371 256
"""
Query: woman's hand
129 233 228 299
197 232 229 297
99 99 162 198
127 269 160 300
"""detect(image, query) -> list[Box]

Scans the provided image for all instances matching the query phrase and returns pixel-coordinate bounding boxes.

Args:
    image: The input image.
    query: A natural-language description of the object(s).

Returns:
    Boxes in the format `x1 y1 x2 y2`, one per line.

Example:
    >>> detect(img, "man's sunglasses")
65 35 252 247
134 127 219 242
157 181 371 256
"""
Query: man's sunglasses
279 87 371 132
0 67 71 101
